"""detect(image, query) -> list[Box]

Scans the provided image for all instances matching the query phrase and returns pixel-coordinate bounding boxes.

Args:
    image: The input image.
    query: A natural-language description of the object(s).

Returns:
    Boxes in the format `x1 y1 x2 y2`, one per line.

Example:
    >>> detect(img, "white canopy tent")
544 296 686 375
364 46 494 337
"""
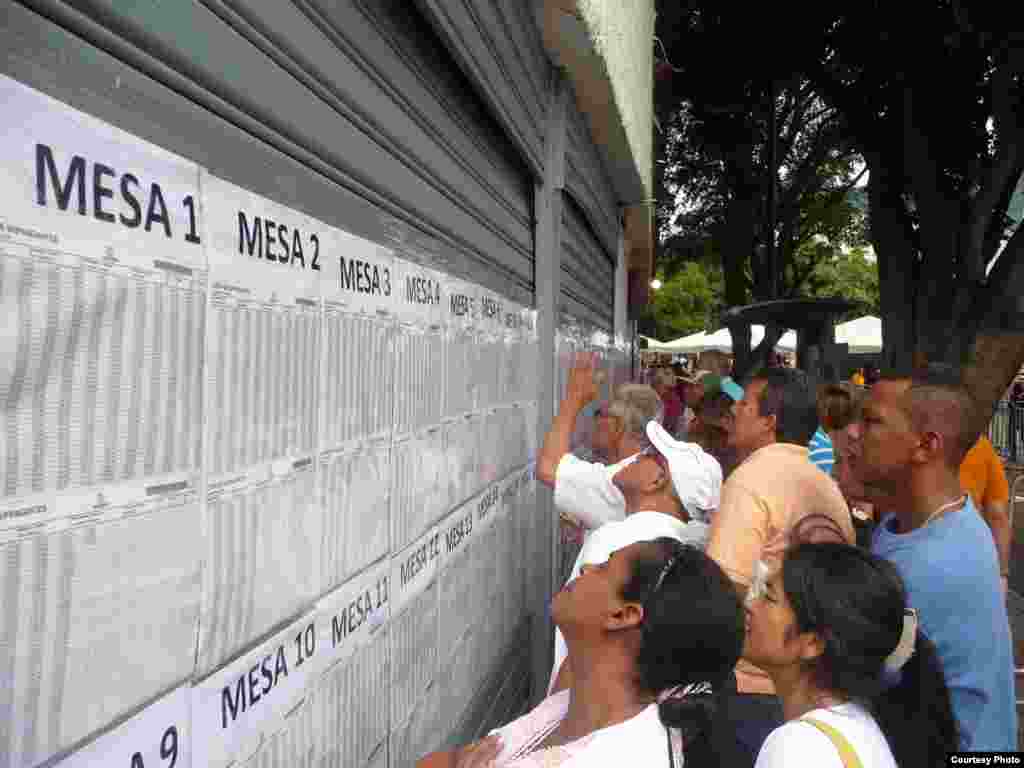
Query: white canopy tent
639 335 678 353
660 330 707 352
648 317 878 357
667 325 797 354
835 315 882 353
777 330 797 352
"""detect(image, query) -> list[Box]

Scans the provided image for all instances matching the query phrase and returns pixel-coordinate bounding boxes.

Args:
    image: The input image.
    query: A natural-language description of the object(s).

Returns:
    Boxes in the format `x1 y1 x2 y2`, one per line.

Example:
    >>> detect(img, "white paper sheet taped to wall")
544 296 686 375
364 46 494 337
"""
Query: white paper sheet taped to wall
308 625 389 768
320 439 391 593
197 462 321 677
54 685 191 768
203 173 322 476
1 71 549 768
0 73 208 768
192 607 322 768
389 582 438 729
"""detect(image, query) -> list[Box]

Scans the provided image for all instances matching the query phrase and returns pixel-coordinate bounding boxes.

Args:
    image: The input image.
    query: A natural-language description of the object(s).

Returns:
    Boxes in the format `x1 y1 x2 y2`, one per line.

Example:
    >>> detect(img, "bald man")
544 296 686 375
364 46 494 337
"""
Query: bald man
848 364 1015 751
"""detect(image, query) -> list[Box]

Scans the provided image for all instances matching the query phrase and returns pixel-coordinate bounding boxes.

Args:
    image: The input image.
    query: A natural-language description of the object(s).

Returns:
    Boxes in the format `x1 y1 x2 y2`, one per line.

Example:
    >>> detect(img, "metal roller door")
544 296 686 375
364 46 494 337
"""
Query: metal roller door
0 1 544 766
559 92 619 334
560 195 616 333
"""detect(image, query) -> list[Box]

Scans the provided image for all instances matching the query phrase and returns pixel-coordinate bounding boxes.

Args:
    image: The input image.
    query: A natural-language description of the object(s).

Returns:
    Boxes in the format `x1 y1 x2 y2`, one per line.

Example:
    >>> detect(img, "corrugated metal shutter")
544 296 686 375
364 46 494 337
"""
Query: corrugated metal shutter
560 194 616 332
7 0 534 302
1 2 542 766
559 92 618 333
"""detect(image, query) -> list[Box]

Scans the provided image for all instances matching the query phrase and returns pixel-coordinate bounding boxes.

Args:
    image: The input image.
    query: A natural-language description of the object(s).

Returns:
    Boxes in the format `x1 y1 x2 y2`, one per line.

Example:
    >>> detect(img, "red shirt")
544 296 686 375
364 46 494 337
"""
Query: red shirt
660 389 683 434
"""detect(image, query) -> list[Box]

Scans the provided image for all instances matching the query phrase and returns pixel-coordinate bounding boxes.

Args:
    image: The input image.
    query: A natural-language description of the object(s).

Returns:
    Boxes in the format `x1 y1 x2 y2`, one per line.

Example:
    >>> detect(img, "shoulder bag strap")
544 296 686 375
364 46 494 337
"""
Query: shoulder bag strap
799 718 864 768
665 726 684 768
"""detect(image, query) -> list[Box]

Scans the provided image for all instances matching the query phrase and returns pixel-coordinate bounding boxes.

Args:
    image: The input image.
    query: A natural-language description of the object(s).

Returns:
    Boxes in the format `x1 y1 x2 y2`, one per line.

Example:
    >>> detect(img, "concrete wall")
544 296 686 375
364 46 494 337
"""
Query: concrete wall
574 0 656 199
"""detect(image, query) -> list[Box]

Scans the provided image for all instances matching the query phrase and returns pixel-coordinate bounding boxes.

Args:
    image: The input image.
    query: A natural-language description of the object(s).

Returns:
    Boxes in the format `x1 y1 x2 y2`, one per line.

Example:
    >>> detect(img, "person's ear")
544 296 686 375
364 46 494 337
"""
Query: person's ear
605 601 644 632
638 462 670 494
607 415 625 440
912 430 942 464
797 630 827 664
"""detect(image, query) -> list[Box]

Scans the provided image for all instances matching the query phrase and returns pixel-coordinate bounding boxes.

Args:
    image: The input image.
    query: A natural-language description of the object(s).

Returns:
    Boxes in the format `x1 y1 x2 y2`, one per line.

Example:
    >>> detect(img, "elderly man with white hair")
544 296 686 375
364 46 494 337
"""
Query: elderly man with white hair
538 353 725 696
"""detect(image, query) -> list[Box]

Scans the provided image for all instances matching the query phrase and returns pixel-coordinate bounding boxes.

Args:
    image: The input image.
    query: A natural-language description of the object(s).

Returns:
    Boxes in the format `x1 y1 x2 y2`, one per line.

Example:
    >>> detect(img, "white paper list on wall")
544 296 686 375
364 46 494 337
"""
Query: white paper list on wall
390 426 447 553
313 557 390 680
0 72 207 499
53 684 191 768
0 73 209 768
442 411 480 509
0 70 553 768
319 438 391 594
322 310 395 450
392 323 444 439
0 492 201 768
389 680 441 768
389 582 438 729
309 628 389 768
0 248 207 497
202 173 321 475
436 501 476 659
235 694 315 768
196 462 321 677
442 275 478 420
0 74 207 495
191 608 321 768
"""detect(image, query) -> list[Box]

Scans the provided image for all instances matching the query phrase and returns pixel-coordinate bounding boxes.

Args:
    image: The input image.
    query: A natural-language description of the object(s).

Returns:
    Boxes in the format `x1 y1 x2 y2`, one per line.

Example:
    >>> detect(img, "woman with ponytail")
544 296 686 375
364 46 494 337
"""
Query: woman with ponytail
417 538 745 767
745 542 958 768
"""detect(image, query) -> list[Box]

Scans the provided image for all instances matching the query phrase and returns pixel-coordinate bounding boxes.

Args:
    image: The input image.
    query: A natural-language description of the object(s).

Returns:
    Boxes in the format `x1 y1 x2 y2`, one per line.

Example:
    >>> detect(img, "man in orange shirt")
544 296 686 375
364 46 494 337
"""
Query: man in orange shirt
960 435 1011 593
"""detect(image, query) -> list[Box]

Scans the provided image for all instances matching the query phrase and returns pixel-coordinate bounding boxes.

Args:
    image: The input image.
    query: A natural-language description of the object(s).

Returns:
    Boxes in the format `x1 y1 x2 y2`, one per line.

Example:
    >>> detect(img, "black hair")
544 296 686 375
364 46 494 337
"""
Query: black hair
620 538 745 754
907 363 980 466
781 543 959 766
816 384 857 432
748 367 818 445
695 390 734 423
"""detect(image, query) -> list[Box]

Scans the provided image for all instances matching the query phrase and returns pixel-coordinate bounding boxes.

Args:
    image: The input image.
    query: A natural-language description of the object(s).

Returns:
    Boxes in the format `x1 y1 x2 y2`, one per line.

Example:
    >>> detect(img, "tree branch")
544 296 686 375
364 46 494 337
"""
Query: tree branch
777 120 848 216
804 62 879 152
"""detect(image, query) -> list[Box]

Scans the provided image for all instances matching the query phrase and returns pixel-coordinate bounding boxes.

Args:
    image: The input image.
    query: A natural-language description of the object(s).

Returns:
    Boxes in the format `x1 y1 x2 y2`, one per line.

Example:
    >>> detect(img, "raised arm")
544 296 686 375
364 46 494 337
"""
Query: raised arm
537 352 600 487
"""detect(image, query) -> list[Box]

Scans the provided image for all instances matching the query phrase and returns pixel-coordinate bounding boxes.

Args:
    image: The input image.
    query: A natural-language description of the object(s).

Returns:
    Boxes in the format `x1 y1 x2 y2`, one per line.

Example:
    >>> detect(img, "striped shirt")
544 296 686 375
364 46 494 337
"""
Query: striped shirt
807 427 834 475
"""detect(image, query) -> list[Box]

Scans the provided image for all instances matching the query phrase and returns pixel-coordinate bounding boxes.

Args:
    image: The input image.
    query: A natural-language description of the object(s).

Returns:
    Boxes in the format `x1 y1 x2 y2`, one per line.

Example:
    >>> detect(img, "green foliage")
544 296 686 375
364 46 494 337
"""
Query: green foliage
653 30 869 306
806 247 880 320
645 262 723 341
643 247 878 342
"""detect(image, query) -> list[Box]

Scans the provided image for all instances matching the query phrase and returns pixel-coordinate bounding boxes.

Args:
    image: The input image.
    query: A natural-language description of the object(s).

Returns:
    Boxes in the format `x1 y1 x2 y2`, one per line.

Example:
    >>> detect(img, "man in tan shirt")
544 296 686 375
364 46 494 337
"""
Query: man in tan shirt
705 367 854 767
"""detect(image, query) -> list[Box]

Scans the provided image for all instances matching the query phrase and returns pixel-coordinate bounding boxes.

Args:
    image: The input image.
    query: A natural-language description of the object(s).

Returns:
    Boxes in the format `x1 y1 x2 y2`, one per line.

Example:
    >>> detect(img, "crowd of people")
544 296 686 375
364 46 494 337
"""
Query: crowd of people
419 354 1016 767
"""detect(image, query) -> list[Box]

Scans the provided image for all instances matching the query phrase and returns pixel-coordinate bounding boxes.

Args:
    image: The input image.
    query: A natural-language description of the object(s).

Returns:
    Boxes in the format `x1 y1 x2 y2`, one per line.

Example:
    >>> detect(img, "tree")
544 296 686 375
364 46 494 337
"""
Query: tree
655 2 1024 426
807 247 880 319
653 5 868 371
641 247 878 343
792 3 1024 427
645 261 723 341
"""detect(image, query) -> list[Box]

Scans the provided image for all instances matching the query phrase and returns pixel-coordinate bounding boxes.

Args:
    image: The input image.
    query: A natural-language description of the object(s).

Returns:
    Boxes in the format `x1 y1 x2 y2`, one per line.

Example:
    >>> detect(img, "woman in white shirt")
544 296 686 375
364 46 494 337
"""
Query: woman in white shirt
417 539 745 768
745 543 958 768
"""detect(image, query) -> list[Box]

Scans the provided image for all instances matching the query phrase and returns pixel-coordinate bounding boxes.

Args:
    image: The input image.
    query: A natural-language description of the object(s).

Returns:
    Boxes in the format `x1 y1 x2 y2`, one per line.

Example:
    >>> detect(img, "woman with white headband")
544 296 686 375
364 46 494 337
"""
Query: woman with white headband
744 543 958 768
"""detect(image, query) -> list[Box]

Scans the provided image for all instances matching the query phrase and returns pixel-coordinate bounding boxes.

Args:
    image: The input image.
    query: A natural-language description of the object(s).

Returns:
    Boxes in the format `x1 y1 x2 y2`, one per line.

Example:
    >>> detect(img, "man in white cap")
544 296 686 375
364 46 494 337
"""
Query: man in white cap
547 419 723 695
538 353 668 534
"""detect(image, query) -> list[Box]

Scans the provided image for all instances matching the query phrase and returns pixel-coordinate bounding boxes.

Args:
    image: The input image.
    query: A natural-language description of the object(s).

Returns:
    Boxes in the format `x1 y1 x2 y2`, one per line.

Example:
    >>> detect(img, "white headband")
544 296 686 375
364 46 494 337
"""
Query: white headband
883 608 918 672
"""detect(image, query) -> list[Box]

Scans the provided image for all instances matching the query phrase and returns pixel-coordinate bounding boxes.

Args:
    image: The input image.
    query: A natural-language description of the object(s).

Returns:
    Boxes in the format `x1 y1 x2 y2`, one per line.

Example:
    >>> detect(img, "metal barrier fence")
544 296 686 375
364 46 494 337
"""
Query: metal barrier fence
989 400 1024 463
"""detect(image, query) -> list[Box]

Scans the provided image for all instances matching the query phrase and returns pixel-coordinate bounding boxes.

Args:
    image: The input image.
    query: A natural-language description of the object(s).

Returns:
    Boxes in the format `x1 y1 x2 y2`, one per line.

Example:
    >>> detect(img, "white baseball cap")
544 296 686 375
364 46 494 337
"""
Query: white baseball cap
646 421 723 518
